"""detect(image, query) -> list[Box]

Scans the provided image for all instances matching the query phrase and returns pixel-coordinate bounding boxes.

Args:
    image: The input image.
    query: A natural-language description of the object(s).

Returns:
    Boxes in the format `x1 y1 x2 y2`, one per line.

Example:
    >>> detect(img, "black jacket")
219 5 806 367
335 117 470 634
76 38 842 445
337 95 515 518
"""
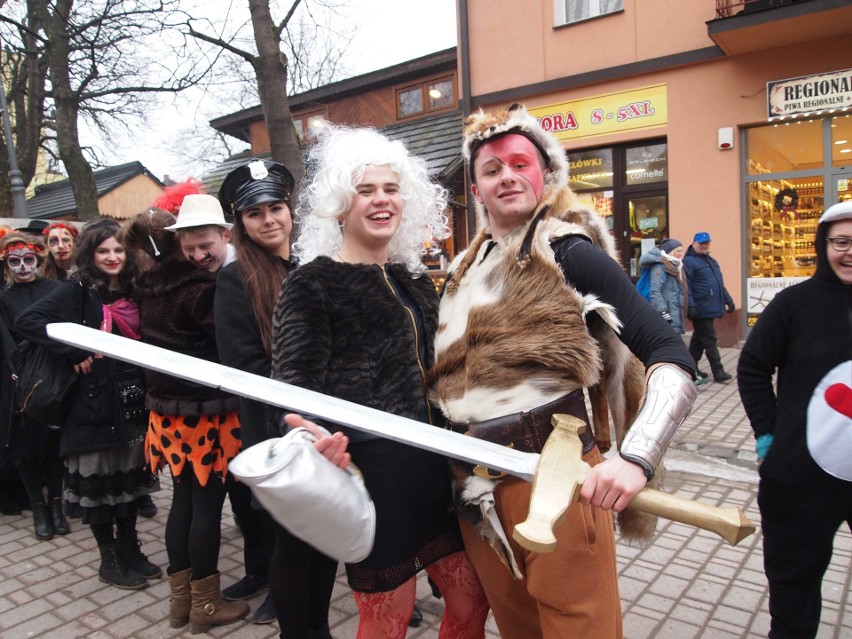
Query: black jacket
269 257 439 442
215 259 294 448
738 218 852 486
14 281 138 456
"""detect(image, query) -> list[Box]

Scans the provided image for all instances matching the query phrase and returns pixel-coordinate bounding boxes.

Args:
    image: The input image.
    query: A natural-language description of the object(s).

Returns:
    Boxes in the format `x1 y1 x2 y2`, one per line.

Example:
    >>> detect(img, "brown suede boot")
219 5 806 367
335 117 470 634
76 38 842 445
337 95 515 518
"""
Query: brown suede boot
189 572 249 634
168 568 192 628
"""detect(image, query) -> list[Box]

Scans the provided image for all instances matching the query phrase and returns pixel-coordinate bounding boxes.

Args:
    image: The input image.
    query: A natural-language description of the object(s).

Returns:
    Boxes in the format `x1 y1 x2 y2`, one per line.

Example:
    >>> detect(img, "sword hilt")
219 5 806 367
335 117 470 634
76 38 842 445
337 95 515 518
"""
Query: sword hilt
512 413 586 552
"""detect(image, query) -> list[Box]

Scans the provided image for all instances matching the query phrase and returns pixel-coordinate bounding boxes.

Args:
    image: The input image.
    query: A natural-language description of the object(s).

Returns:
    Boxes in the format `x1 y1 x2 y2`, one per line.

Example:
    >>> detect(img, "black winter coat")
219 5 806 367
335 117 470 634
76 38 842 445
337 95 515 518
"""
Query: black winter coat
683 247 733 319
215 259 294 448
14 281 137 456
269 257 439 442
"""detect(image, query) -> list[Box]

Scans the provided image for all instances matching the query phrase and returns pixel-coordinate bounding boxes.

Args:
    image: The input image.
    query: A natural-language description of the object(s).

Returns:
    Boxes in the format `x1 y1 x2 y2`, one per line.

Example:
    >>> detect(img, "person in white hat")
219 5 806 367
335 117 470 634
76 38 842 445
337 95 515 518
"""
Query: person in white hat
738 199 852 639
165 194 235 274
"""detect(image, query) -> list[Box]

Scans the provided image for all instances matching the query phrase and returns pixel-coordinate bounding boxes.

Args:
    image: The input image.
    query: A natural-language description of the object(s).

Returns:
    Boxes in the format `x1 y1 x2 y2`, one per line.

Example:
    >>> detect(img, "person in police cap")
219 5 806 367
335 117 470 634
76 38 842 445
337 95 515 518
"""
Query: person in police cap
215 158 322 634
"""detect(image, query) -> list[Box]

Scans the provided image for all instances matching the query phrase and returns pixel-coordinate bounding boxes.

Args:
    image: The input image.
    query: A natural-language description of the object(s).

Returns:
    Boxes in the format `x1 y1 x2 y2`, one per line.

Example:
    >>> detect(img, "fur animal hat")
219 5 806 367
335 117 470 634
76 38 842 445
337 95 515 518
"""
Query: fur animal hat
463 103 570 231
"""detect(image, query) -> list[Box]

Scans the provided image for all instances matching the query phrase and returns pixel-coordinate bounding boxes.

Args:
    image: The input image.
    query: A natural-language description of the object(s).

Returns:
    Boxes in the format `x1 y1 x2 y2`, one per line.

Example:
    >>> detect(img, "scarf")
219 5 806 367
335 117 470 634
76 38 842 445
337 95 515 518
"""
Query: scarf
661 250 682 277
101 297 141 340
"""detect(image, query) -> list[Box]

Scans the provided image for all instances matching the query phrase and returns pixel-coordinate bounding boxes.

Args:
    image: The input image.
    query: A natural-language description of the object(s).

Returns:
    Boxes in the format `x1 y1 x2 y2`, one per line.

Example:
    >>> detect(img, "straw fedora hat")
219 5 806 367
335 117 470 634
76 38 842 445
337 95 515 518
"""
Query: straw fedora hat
164 194 233 231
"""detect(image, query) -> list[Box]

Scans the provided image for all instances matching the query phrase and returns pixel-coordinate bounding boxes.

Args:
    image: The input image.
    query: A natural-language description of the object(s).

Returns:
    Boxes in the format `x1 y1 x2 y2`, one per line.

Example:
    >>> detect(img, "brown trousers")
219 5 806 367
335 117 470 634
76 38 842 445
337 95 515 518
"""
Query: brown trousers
458 447 622 639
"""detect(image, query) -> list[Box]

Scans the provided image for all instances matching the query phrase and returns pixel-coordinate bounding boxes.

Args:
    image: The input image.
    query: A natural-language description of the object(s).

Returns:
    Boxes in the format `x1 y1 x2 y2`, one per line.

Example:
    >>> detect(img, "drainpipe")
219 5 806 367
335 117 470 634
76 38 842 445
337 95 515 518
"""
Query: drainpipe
458 0 476 242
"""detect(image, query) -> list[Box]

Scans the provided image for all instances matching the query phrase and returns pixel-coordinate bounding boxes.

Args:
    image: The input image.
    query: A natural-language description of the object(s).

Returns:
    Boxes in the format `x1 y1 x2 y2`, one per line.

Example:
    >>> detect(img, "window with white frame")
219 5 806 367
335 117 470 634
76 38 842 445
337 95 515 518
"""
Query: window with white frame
555 0 624 26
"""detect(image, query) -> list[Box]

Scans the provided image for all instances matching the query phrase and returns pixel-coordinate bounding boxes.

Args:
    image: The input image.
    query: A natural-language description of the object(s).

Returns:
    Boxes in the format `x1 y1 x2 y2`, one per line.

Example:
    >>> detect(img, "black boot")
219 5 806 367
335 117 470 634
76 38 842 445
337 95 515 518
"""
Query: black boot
136 494 157 518
32 500 54 541
117 533 162 579
98 540 147 590
49 498 70 535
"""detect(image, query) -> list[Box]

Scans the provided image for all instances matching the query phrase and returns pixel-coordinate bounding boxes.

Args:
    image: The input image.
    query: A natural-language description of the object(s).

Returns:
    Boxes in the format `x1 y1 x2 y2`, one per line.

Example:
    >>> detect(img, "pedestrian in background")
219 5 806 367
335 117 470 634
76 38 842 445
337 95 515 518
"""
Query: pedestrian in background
683 231 735 383
639 237 687 334
738 200 852 639
15 219 160 591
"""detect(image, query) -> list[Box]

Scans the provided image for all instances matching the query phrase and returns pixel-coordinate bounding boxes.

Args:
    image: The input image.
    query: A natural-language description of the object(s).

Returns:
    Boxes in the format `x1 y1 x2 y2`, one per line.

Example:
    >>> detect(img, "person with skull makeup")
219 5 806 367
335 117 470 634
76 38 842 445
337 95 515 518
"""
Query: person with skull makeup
41 223 79 281
0 234 66 540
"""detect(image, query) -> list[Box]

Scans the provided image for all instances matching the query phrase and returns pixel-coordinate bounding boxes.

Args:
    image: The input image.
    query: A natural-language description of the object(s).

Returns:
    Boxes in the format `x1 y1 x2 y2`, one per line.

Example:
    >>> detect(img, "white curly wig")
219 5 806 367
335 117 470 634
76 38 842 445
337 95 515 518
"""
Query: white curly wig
293 125 450 276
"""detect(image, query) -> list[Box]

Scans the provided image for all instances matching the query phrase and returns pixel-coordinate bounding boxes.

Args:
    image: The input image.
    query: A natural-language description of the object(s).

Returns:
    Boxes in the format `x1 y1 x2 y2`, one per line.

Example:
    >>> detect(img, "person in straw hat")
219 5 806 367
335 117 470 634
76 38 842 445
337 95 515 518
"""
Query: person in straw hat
165 193 235 273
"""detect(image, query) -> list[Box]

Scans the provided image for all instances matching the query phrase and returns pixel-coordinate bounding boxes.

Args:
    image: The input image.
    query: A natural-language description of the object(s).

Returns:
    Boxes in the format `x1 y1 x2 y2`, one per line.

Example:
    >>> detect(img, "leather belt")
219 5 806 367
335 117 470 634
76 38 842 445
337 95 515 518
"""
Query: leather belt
447 390 595 479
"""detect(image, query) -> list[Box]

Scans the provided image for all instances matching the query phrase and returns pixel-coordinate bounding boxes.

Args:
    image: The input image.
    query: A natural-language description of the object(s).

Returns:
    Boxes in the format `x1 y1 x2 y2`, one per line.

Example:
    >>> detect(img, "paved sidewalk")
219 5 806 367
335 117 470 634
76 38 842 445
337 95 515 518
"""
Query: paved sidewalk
1 346 850 638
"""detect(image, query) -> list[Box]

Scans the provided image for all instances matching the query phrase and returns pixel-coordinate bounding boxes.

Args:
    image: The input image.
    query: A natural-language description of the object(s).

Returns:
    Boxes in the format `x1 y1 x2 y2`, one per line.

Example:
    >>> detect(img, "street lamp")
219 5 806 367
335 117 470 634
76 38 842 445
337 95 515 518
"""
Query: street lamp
0 38 28 218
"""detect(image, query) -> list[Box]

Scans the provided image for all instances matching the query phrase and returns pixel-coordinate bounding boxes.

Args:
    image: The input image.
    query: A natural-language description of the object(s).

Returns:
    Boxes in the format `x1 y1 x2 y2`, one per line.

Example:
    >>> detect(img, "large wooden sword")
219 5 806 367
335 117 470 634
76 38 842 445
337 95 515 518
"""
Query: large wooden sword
47 322 756 548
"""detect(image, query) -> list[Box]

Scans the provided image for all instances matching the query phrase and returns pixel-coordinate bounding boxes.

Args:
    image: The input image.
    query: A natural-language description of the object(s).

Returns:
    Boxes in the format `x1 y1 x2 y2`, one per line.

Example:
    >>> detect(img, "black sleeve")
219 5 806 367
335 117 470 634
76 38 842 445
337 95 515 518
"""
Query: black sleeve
13 281 93 366
553 236 695 376
736 294 787 438
215 264 270 378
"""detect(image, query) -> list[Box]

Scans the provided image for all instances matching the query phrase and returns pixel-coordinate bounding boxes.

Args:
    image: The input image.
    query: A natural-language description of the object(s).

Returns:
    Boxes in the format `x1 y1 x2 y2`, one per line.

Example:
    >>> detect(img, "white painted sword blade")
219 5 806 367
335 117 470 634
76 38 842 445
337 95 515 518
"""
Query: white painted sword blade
47 322 539 481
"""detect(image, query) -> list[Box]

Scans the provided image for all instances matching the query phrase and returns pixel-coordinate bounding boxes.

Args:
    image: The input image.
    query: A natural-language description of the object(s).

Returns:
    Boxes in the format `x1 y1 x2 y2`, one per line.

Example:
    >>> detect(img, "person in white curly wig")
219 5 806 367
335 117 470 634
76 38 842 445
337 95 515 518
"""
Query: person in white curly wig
270 126 489 638
293 125 450 273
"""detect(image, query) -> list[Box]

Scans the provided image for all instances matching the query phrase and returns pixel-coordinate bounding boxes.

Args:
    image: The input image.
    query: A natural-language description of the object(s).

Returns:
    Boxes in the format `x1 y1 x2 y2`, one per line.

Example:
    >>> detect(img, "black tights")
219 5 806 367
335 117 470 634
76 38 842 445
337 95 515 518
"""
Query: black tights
269 521 338 639
90 502 139 546
165 465 226 580
17 433 63 506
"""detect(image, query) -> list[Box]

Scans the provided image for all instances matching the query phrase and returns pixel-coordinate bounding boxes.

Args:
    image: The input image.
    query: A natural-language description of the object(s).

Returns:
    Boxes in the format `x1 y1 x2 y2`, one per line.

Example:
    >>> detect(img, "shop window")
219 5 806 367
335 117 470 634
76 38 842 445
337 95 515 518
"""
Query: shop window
746 177 823 281
625 143 667 185
555 0 623 26
569 148 613 189
397 77 455 120
575 191 614 229
746 119 823 175
832 113 852 168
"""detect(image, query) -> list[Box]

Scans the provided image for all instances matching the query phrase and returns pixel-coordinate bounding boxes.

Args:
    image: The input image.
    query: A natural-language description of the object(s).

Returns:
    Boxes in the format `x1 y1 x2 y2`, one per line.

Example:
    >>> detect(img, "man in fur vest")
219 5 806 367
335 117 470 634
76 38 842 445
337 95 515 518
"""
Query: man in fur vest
429 104 697 638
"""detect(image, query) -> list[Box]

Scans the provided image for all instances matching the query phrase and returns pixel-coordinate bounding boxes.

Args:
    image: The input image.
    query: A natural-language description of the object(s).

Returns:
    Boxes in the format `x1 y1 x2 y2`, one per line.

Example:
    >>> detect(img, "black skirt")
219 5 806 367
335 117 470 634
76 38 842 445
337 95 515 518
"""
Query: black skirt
344 438 464 593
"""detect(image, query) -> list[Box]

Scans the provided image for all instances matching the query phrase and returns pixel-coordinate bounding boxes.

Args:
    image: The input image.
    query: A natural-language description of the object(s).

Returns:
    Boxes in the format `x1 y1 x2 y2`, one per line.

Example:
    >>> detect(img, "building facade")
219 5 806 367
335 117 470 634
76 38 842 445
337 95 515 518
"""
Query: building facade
458 0 852 344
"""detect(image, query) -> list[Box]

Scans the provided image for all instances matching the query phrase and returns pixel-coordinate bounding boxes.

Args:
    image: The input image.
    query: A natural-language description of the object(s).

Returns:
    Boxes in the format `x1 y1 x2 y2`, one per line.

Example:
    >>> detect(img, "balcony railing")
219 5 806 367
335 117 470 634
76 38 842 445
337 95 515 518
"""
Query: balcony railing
715 0 811 19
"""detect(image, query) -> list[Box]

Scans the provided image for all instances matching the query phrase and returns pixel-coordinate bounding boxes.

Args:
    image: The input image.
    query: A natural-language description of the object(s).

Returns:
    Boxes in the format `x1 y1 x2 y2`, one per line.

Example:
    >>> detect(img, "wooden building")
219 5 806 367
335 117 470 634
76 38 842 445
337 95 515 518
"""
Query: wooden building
25 161 164 221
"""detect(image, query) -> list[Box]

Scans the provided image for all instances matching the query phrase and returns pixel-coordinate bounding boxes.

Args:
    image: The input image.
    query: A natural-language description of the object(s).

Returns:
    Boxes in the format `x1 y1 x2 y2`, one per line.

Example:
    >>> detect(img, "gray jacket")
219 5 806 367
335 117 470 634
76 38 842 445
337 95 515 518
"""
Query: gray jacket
639 247 686 334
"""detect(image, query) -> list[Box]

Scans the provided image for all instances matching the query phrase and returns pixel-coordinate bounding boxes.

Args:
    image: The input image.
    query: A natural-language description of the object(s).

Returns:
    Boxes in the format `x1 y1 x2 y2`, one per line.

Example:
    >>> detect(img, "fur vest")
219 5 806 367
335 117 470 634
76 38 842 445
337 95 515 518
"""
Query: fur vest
139 259 239 416
270 257 439 441
431 208 626 422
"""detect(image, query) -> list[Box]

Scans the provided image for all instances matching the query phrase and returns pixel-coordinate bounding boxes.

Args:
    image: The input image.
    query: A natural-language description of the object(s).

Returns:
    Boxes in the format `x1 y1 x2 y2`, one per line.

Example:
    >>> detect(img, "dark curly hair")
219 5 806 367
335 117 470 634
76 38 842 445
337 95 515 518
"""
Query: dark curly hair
73 218 139 297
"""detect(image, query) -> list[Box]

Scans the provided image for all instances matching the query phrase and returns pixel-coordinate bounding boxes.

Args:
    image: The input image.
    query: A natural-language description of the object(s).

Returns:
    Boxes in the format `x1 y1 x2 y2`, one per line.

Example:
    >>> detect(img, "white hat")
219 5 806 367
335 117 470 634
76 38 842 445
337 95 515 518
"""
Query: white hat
819 200 852 225
164 194 233 231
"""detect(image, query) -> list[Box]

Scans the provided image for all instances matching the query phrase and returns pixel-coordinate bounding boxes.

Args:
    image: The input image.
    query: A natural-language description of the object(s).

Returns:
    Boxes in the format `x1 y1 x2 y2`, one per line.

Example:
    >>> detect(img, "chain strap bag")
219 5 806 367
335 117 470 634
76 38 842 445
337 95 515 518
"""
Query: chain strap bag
229 426 376 563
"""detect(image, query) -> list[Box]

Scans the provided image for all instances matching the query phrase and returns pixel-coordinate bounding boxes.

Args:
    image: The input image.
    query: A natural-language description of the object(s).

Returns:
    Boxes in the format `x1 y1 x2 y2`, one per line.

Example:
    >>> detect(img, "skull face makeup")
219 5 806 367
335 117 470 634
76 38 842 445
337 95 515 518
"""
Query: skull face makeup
4 245 39 282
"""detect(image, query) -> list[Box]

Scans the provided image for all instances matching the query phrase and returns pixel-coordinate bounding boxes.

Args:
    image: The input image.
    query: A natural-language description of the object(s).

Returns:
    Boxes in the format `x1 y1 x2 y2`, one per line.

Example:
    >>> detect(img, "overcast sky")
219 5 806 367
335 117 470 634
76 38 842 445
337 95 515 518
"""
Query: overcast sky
83 0 458 182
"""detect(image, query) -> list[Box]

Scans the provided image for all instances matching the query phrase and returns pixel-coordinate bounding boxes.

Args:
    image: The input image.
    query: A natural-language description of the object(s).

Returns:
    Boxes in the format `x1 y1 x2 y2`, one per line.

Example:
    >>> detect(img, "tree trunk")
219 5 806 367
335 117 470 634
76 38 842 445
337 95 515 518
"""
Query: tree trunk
247 0 305 184
38 0 100 221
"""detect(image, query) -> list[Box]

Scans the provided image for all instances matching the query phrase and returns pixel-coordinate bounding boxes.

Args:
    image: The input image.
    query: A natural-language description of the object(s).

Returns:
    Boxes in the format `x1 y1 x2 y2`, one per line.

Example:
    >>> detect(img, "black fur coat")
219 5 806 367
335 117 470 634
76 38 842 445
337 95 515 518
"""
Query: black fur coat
270 256 439 441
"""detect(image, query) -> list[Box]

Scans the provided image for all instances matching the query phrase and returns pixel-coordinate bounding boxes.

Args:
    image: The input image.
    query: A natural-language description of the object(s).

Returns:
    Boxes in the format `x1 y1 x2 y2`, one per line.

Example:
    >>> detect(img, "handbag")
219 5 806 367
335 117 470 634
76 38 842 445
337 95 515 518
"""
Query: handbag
10 339 78 426
229 427 376 563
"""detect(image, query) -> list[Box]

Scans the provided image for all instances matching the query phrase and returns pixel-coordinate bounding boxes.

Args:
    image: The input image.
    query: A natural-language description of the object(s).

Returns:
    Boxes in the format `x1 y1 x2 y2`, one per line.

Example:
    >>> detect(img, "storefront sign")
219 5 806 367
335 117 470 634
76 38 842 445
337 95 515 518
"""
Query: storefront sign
767 69 852 120
528 85 667 142
746 277 807 326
